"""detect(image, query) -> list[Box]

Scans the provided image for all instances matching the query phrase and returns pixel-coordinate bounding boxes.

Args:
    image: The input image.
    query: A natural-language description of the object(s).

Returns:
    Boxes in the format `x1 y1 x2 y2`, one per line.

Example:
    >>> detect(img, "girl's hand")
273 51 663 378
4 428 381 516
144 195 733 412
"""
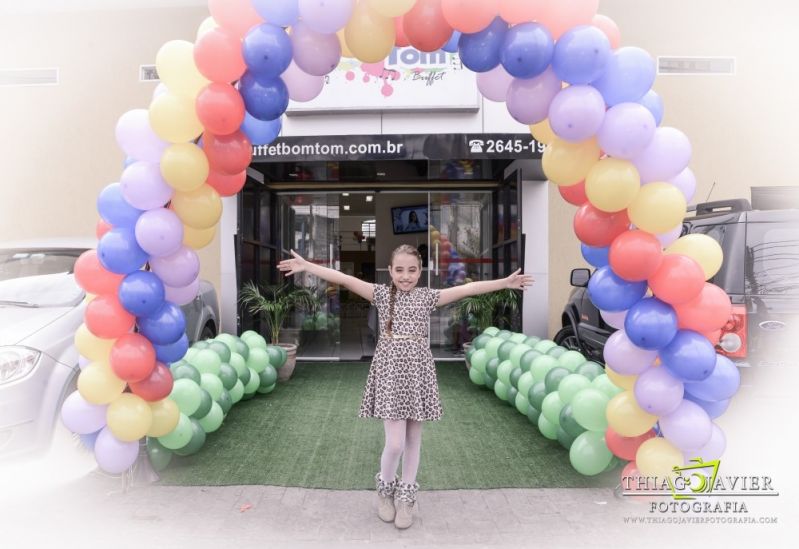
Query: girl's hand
505 269 535 290
277 250 308 277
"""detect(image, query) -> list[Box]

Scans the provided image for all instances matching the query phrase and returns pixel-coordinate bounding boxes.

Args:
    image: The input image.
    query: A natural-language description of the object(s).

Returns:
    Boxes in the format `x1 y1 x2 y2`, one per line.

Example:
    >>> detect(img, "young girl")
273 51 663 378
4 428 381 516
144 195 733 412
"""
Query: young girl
278 244 533 529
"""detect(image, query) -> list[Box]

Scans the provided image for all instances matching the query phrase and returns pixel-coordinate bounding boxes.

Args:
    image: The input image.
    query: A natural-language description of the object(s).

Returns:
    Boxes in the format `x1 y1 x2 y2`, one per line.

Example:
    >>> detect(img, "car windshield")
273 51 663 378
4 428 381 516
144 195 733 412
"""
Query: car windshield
0 249 85 307
745 223 799 295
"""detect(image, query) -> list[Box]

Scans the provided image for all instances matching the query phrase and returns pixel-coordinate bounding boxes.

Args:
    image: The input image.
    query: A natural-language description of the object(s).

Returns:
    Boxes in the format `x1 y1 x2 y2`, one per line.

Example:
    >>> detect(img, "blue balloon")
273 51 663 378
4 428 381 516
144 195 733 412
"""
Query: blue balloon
79 430 100 451
118 271 165 317
683 392 730 419
442 31 461 53
97 227 148 275
138 302 186 345
684 354 740 402
591 47 656 107
252 0 299 27
624 298 678 350
123 156 136 169
660 330 717 382
242 23 293 78
581 244 609 268
637 90 664 126
500 22 553 79
241 111 282 145
239 71 289 122
154 333 189 364
551 25 611 84
97 183 143 228
458 18 507 73
587 266 647 312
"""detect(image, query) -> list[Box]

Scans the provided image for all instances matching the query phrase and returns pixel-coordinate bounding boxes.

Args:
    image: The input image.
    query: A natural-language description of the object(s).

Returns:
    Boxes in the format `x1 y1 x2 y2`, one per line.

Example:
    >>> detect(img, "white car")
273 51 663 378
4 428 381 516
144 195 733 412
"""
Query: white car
0 238 219 461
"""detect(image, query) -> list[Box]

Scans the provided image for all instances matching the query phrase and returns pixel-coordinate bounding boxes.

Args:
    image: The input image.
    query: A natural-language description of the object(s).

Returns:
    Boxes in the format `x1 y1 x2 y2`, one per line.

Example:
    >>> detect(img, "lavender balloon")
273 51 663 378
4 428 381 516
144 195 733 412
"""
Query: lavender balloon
134 208 184 258
290 21 342 76
597 102 656 160
94 426 139 475
668 167 697 203
115 109 169 163
683 392 730 419
282 61 325 102
634 366 684 416
684 423 726 462
78 355 90 370
120 161 174 211
253 0 299 27
548 85 606 142
164 276 200 306
659 399 712 451
600 309 627 329
551 25 610 85
603 330 658 375
506 68 561 125
61 391 108 435
298 0 354 34
591 47 656 107
632 126 692 183
476 64 514 102
684 354 740 402
656 225 682 248
150 246 200 288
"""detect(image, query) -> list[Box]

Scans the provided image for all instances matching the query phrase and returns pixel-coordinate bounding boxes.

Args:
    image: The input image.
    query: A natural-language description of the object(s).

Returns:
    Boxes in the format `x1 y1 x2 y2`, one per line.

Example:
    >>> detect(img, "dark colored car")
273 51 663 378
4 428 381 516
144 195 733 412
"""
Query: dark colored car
555 200 799 368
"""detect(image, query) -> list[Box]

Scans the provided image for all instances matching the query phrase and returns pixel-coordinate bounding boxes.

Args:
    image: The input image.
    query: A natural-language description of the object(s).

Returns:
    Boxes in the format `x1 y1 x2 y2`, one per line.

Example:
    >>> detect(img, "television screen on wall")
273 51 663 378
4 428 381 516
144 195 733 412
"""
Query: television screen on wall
391 205 429 235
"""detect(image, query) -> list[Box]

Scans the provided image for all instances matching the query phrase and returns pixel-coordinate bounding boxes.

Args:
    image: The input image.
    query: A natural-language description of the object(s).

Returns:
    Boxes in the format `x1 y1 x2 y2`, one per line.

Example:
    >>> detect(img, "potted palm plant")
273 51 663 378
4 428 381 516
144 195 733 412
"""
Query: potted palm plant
453 288 521 369
239 281 318 381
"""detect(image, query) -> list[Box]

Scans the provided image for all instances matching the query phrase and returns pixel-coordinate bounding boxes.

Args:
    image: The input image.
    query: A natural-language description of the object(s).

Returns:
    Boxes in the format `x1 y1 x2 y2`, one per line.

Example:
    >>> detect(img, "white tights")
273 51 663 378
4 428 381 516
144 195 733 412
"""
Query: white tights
380 419 423 485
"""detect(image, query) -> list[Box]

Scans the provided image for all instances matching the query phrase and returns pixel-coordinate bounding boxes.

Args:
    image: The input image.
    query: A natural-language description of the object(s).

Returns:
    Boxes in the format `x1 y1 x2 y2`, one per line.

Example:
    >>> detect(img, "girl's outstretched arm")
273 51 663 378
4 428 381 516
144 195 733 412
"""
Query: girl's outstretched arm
436 269 534 307
278 249 375 302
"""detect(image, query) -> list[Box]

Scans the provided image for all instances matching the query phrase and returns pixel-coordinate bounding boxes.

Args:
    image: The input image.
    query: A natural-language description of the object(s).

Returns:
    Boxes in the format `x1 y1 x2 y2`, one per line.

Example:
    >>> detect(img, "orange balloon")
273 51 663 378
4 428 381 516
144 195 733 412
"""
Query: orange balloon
441 0 498 34
403 0 454 53
499 0 547 24
538 0 599 40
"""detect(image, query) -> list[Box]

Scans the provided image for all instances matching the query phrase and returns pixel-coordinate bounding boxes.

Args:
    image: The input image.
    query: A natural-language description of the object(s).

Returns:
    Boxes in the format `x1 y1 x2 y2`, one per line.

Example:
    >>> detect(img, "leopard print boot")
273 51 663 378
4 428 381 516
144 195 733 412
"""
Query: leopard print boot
375 472 398 522
393 480 419 529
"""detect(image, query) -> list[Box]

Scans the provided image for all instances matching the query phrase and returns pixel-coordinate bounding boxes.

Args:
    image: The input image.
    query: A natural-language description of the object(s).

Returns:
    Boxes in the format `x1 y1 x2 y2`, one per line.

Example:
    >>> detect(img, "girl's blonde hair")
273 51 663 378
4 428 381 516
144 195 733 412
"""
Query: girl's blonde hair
386 245 423 335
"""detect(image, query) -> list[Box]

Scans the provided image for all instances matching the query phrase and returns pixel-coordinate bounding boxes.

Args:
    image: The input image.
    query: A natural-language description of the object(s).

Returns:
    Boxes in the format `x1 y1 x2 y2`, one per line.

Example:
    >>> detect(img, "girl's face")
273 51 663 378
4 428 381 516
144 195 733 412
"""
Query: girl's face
389 253 422 291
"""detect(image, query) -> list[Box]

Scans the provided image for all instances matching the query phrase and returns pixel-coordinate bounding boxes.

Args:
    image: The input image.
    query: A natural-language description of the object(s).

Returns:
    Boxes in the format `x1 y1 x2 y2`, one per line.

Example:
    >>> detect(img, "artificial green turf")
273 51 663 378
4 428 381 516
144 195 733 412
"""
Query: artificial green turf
157 362 619 489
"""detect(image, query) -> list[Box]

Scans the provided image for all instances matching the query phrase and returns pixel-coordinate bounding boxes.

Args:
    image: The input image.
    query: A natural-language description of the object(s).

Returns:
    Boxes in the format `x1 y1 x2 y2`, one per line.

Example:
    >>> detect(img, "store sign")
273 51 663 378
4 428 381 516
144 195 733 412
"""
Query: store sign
286 48 479 114
252 134 545 163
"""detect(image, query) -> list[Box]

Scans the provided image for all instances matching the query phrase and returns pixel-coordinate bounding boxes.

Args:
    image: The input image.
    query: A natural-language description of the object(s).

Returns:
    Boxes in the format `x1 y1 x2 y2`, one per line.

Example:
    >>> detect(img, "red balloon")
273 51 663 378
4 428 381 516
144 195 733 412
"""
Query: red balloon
606 427 656 461
573 204 630 247
96 219 112 240
110 333 157 383
207 170 247 197
194 27 247 83
196 83 246 136
442 0 498 33
620 461 648 492
558 180 588 206
701 329 722 346
84 294 135 339
74 250 125 295
674 282 733 333
203 130 253 175
207 0 263 38
129 362 174 402
394 17 410 47
648 254 705 305
403 0 454 52
609 230 663 282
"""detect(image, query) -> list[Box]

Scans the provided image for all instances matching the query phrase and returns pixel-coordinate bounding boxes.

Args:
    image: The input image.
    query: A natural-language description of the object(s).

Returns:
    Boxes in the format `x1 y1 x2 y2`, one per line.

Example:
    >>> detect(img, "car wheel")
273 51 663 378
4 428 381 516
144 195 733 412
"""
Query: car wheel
554 325 582 352
201 322 216 341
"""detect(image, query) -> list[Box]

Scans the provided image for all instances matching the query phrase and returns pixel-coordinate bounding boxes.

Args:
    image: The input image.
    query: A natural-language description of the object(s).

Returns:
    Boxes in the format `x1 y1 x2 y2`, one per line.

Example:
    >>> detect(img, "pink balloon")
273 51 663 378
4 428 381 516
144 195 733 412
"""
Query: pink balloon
298 0 355 34
592 14 620 49
668 167 697 203
505 68 561 124
632 127 692 183
115 109 168 163
61 391 107 435
603 329 658 375
290 21 342 76
120 161 174 211
281 61 325 102
149 246 200 288
94 426 140 475
164 276 200 306
600 309 627 329
476 64 514 102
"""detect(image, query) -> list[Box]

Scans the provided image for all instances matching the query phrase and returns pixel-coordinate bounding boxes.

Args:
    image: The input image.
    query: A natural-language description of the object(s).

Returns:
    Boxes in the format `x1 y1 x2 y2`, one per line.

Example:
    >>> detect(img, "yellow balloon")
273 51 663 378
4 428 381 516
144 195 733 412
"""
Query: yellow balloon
605 365 637 391
160 143 209 192
627 182 687 234
336 28 354 58
345 3 396 64
107 393 153 442
84 293 96 304
585 158 641 213
367 0 417 17
77 362 126 405
606 391 657 437
665 234 723 280
171 184 222 229
147 398 181 437
183 224 217 249
196 16 218 40
636 437 684 477
155 40 209 98
149 92 204 143
542 137 601 186
529 119 556 146
74 323 116 363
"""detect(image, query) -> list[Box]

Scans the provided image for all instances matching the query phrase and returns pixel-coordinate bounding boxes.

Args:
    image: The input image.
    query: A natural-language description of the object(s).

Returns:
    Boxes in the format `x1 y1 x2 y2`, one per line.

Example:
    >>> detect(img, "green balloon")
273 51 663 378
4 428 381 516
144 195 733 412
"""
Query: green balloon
557 427 576 451
497 340 517 362
215 333 239 354
526 405 540 425
472 334 492 349
244 333 267 351
170 359 188 369
530 355 559 382
483 326 500 337
533 339 557 354
514 392 530 415
558 374 592 405
547 346 567 358
229 379 245 404
170 379 203 416
494 380 510 401
509 344 532 368
276 346 288 367
484 337 504 359
465 346 477 363
509 333 527 343
208 341 231 363
216 390 233 415
524 336 541 347
558 350 587 372
171 362 201 385
266 346 283 369
544 367 571 394
256 382 276 395
302 317 315 330
470 349 488 374
509 367 523 389
506 386 518 406
218 363 238 391
559 404 587 439
497 330 513 340
173 418 207 457
571 388 610 432
146 437 173 472
184 348 199 363
468 366 485 385
604 455 622 472
592 374 624 399
190 388 213 419
538 413 558 440
240 330 259 341
569 431 613 476
519 349 541 373
238 364 252 386
234 338 250 360
243 367 260 394
229 352 247 378
576 361 605 381
200 373 224 401
247 347 271 374
527 381 547 411
517 371 535 398
485 357 500 378
483 373 496 390
191 349 222 376
497 359 514 385
258 365 278 388
158 412 192 450
541 391 564 425
192 340 210 350
198 402 224 433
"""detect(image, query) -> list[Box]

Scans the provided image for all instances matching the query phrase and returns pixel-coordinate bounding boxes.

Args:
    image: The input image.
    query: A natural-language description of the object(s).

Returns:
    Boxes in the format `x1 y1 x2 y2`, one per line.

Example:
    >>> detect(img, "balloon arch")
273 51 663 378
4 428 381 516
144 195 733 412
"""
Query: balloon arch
63 0 738 482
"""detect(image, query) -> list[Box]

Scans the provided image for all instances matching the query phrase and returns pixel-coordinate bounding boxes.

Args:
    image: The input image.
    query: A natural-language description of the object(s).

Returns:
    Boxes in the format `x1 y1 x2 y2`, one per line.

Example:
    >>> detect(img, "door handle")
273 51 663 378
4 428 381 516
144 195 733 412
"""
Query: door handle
434 241 439 276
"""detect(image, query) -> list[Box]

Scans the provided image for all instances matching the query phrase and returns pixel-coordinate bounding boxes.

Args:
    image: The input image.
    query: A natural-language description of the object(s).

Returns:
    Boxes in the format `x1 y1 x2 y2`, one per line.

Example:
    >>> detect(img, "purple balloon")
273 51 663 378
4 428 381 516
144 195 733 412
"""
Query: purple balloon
551 25 610 85
149 246 200 288
659 399 712 451
600 309 627 329
683 393 730 419
634 366 684 416
94 426 140 475
660 330 717 382
115 109 169 163
668 167 697 203
603 329 658 375
253 0 299 27
134 208 184 258
591 47 656 107
61 391 108 435
78 356 90 369
290 21 342 76
281 61 325 102
298 0 354 34
477 64 514 102
597 102 656 160
164 276 200 306
548 85 606 142
120 161 174 211
684 354 740 402
632 126 692 183
656 225 682 248
506 68 561 125
683 423 726 462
